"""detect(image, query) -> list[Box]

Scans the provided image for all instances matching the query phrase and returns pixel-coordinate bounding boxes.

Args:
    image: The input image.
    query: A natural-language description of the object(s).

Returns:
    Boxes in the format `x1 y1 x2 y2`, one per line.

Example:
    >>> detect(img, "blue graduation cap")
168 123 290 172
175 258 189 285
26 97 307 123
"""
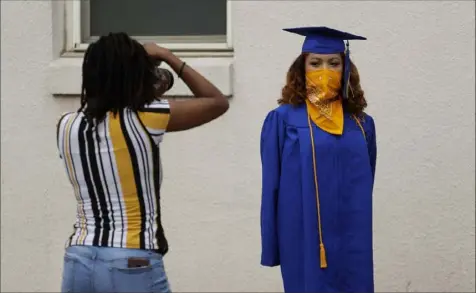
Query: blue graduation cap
283 26 366 99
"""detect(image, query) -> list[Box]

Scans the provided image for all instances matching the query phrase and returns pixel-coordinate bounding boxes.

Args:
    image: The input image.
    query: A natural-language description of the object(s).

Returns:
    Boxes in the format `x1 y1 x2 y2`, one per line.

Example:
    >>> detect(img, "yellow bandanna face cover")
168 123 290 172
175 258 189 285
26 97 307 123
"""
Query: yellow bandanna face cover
305 69 342 102
305 69 345 135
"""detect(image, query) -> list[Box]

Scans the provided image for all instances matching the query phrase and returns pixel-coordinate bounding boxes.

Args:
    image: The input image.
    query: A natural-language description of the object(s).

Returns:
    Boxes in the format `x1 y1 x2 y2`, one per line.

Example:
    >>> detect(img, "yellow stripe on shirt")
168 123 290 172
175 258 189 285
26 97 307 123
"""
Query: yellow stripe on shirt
108 112 141 248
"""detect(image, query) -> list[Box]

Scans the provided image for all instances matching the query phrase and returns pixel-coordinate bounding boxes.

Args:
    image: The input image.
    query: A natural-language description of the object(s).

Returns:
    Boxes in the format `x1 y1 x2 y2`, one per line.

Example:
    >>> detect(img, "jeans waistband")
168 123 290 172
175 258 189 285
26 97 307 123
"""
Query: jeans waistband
65 245 163 262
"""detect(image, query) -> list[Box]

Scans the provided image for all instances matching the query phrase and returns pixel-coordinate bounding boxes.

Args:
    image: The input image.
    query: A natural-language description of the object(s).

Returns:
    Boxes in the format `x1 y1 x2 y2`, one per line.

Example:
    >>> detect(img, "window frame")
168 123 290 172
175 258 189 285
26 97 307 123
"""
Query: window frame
65 0 233 52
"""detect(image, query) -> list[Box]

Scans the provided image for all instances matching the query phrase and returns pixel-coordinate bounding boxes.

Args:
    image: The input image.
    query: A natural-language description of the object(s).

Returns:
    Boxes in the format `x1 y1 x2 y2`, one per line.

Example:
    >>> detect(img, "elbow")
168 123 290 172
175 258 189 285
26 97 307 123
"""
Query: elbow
214 95 229 116
221 97 230 113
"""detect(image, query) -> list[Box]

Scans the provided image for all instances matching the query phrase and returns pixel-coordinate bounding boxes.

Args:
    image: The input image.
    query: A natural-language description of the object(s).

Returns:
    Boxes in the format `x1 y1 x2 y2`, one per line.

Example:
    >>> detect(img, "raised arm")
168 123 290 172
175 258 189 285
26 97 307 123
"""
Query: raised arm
143 43 229 132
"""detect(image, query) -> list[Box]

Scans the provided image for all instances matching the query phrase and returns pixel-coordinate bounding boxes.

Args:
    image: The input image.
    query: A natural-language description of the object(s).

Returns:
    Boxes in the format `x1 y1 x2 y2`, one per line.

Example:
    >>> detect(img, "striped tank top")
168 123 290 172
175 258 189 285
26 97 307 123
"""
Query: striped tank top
56 99 171 254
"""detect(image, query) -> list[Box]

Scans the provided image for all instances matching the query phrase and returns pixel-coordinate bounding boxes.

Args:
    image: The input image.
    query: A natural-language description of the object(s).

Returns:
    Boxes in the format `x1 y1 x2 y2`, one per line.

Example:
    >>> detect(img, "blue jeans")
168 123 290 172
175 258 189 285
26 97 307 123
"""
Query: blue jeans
61 245 171 292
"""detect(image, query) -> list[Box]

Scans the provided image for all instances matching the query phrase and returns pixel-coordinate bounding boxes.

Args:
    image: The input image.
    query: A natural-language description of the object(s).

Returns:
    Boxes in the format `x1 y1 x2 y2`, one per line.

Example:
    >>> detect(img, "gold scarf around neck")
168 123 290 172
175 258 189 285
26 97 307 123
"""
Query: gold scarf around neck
305 69 344 135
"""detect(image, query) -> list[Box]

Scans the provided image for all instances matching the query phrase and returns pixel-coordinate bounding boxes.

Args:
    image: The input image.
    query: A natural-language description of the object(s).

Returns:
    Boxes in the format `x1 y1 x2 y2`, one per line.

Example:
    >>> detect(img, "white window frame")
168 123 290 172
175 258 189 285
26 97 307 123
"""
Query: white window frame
65 0 233 52
51 0 234 97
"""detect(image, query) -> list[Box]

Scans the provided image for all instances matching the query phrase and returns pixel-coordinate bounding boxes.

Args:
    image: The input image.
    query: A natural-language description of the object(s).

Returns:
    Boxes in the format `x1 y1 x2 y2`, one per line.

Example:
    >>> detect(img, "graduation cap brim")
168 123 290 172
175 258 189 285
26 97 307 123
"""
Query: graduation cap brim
283 26 366 41
283 26 366 54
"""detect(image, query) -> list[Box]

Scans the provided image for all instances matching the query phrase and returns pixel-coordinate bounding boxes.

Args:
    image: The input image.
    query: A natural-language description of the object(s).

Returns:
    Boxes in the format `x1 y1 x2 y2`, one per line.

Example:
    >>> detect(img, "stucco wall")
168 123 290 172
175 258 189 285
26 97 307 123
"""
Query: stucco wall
1 1 474 292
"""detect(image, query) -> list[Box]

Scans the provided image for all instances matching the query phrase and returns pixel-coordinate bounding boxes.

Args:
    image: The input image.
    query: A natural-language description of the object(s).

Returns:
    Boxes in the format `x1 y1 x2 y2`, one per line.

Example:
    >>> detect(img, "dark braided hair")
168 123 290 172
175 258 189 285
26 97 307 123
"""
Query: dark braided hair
78 32 159 122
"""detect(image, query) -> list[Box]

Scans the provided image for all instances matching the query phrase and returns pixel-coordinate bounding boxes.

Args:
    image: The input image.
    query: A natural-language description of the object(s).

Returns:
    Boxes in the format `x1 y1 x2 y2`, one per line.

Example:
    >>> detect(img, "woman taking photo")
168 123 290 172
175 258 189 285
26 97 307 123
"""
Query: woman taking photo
260 26 377 293
57 32 228 292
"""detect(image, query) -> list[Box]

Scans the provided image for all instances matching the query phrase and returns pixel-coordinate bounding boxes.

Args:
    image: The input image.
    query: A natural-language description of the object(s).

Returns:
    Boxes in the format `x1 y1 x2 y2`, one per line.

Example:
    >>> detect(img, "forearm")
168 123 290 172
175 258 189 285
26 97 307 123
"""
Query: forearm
162 52 224 99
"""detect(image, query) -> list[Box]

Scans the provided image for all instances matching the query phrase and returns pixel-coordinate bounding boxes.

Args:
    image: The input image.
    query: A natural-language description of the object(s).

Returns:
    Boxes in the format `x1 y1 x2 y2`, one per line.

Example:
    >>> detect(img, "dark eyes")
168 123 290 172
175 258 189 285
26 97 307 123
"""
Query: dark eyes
310 62 341 67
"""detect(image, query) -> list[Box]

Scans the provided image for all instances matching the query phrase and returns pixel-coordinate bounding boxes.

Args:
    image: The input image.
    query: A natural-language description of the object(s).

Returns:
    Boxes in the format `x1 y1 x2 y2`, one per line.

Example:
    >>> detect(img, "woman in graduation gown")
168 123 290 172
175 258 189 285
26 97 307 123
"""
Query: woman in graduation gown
260 26 377 293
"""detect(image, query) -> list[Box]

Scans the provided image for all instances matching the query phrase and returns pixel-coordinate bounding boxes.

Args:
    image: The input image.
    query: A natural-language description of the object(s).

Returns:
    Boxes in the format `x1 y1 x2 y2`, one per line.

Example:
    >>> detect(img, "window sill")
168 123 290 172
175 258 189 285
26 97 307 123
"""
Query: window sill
47 54 234 97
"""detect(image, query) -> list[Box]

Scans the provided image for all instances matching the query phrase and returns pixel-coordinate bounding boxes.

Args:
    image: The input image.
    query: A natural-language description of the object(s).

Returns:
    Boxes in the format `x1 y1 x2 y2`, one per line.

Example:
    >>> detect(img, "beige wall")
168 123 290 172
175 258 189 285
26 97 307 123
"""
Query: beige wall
1 1 474 292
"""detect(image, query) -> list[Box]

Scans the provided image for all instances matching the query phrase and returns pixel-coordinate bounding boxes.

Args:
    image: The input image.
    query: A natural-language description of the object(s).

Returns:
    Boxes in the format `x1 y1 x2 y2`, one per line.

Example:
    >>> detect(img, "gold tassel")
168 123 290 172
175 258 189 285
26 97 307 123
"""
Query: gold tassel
320 243 328 268
309 115 329 270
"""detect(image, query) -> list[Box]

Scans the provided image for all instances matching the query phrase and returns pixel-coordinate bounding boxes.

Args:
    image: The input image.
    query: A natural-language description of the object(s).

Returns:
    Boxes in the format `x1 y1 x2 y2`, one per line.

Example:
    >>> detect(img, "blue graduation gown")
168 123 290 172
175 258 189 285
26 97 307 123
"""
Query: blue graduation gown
260 103 377 293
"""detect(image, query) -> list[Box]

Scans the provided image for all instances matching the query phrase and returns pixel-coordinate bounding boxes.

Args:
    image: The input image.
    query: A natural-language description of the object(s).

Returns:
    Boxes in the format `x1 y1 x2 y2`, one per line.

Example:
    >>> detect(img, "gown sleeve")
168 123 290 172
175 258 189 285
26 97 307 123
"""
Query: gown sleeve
260 110 285 267
366 115 377 180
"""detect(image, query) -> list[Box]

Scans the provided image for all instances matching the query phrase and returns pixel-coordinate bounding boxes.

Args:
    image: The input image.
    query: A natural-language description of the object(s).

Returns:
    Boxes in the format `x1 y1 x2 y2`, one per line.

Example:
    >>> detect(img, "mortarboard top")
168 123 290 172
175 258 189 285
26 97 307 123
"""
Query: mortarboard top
283 26 366 54
283 26 367 99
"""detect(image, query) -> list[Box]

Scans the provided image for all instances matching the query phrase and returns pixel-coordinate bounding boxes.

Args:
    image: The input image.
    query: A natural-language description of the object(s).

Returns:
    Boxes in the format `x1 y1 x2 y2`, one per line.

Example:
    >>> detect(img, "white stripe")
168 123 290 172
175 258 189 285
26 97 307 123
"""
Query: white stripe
154 147 162 249
82 119 105 244
102 116 121 247
94 119 115 246
66 114 90 246
145 127 166 137
146 99 170 109
106 112 128 247
58 113 76 247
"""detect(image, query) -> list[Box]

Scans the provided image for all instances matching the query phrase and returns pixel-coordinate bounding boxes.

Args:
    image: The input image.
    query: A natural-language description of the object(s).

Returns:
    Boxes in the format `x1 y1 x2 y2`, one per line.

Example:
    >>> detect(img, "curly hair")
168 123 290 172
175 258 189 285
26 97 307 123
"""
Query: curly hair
279 53 367 115
78 32 159 122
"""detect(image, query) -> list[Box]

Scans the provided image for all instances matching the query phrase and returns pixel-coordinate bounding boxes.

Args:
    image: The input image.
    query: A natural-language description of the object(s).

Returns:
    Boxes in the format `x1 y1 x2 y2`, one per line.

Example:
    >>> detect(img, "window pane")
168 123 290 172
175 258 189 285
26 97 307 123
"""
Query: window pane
87 0 227 39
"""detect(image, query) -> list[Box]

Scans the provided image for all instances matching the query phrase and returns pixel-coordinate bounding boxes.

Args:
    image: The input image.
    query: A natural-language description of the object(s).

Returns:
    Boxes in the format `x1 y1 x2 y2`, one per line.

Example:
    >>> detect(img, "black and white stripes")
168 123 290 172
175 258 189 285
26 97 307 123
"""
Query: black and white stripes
57 100 170 253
